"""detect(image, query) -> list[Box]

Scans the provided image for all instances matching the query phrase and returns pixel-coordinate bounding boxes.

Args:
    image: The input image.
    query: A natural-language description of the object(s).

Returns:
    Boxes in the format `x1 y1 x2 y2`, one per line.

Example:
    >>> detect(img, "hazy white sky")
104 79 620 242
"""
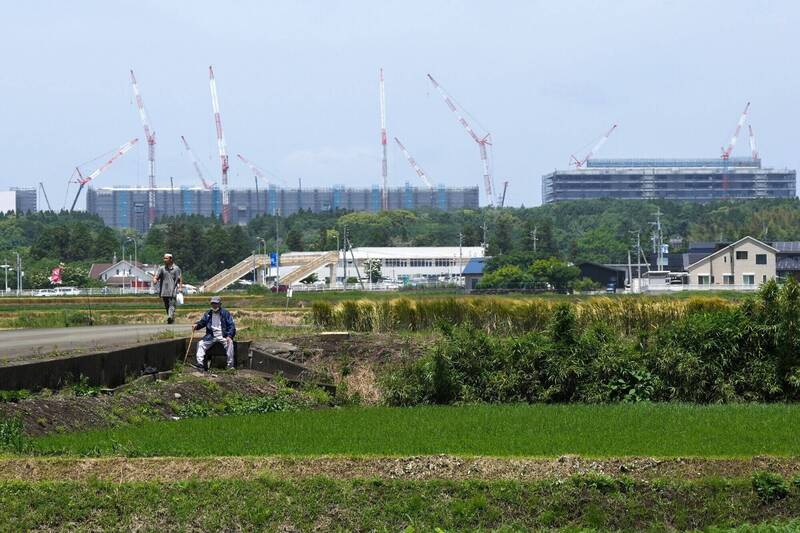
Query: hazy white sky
1 1 797 208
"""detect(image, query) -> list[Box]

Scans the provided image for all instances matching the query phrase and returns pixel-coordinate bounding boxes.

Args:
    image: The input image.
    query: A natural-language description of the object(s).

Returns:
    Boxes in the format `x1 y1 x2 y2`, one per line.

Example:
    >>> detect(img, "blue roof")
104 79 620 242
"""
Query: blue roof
462 257 487 275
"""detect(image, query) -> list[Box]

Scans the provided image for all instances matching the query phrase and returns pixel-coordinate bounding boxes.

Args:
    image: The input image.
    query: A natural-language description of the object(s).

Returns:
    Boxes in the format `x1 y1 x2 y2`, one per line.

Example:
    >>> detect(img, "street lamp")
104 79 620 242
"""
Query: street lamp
257 237 266 285
126 237 138 294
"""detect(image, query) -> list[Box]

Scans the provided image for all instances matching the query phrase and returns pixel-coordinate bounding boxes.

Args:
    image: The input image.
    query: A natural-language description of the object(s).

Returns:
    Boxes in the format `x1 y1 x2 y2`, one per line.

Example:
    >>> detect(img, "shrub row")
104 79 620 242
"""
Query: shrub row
382 280 800 404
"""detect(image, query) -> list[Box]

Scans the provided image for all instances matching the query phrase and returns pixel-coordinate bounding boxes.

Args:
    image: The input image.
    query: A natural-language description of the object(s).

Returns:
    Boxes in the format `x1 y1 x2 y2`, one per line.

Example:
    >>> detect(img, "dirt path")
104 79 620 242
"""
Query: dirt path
2 455 799 483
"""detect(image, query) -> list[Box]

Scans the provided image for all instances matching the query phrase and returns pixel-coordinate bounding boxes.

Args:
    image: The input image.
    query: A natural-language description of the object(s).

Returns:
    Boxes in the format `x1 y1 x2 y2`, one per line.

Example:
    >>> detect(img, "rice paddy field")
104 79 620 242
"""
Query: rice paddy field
3 289 800 530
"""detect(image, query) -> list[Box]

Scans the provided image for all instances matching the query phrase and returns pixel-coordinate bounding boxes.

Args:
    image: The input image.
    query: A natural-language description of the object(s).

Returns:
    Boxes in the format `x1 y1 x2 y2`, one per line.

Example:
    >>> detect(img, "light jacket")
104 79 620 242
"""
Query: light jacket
194 307 236 342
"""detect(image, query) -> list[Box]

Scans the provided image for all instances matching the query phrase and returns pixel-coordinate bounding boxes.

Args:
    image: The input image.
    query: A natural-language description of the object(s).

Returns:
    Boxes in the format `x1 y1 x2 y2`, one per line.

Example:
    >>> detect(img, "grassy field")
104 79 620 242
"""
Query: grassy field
2 476 799 531
34 403 800 458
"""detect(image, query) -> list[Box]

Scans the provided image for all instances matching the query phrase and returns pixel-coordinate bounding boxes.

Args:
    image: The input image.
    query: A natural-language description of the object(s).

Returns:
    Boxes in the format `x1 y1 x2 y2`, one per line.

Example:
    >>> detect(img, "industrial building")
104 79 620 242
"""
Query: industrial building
86 184 480 231
542 158 796 203
0 188 37 214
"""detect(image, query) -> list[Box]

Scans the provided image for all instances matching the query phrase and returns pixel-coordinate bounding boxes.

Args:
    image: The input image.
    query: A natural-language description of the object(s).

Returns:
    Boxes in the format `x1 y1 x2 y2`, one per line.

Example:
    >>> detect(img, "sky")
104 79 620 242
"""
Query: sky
1 1 798 209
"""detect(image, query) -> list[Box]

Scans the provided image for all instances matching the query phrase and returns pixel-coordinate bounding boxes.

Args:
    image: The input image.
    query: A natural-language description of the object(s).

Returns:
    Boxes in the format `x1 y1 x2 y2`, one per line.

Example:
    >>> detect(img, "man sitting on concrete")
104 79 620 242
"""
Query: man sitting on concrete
192 296 237 370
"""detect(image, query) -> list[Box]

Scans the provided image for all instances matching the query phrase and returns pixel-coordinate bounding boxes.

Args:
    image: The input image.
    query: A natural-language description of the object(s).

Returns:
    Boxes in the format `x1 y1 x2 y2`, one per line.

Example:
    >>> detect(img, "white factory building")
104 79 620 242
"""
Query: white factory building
279 246 484 285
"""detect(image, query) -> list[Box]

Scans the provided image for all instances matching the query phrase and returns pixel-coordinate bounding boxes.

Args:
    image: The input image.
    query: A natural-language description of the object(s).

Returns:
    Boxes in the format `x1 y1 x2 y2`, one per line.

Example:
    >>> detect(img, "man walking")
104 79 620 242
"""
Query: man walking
192 296 237 370
152 253 182 324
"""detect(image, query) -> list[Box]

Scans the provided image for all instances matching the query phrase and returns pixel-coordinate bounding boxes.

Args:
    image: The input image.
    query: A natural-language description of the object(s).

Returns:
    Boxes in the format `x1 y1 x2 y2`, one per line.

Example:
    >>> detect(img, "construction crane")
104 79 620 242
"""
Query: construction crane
393 137 434 189
427 73 495 207
129 70 157 226
499 181 509 207
69 138 139 211
721 102 750 160
570 124 617 168
237 154 270 215
394 137 435 207
209 66 230 223
748 124 759 161
180 135 214 190
379 68 388 210
38 182 53 211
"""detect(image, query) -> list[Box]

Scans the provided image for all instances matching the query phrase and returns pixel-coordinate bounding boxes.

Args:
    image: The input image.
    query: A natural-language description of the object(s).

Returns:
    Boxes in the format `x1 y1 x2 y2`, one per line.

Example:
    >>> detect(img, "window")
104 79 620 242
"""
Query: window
756 254 767 265
763 275 767 283
743 274 755 285
435 258 455 267
384 258 407 268
736 251 748 260
698 275 710 285
723 274 734 285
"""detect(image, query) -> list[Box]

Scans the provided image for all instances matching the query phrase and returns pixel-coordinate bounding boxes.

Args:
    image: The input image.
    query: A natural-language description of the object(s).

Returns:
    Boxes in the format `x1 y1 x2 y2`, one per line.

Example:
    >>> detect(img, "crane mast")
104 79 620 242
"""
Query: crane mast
209 66 230 222
70 138 139 211
748 125 759 161
570 124 617 168
130 70 156 226
499 181 509 207
379 68 388 210
180 135 214 190
427 73 494 206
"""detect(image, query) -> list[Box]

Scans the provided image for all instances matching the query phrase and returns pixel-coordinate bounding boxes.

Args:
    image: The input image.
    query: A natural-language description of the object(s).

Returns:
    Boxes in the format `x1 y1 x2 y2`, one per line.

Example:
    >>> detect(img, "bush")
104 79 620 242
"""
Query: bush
752 471 789 502
0 416 28 453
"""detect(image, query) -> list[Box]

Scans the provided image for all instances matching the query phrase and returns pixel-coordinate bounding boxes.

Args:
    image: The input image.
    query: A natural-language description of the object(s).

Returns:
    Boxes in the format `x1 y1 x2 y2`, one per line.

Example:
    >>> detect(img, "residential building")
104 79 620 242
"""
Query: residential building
89 260 156 288
684 236 777 288
542 158 796 203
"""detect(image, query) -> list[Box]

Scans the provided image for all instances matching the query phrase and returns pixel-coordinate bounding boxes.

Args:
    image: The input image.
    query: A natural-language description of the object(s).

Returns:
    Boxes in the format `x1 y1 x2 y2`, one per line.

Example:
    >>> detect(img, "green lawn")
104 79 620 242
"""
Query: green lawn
3 476 799 531
35 403 800 458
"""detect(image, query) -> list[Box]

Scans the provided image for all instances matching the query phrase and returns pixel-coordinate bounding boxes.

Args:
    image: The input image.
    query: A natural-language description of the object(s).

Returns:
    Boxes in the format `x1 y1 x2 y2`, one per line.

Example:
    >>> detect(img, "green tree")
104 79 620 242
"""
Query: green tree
286 228 304 251
529 257 580 293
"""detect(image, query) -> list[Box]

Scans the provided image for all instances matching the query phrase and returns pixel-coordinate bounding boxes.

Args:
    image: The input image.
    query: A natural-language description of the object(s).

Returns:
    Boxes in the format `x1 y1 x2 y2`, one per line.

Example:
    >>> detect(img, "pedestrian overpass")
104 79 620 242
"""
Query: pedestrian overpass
199 251 339 293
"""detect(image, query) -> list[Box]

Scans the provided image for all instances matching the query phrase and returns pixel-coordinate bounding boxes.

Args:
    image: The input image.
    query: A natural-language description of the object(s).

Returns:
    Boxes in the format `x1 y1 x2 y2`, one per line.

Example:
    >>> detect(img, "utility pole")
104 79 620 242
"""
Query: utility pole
458 232 464 285
1 261 9 293
531 226 538 253
342 225 348 286
274 208 281 284
16 253 21 296
481 221 488 254
630 230 642 291
651 207 664 271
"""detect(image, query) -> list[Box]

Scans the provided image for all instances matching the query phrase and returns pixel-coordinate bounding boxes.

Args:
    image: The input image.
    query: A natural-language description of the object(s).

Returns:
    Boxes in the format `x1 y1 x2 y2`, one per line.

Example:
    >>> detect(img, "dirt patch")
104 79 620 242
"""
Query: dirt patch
282 332 428 403
0 370 277 436
2 455 800 483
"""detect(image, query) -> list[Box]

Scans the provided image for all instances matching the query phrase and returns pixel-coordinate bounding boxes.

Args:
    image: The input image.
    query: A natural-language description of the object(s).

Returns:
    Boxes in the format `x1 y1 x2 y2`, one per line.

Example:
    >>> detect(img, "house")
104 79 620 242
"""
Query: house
462 257 487 293
685 236 777 288
89 260 156 288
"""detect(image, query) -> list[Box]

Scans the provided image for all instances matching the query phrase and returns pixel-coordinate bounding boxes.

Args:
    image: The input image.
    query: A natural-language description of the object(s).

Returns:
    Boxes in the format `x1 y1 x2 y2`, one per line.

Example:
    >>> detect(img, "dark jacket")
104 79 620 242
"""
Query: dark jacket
194 307 236 342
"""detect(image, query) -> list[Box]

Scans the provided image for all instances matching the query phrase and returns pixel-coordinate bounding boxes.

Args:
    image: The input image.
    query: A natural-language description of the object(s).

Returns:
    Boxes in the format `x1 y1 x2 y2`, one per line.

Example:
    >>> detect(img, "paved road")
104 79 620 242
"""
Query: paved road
0 324 191 363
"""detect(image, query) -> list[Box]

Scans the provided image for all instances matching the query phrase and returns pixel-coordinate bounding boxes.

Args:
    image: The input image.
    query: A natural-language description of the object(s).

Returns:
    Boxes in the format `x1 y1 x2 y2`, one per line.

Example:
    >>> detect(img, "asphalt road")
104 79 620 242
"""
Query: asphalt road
0 324 191 363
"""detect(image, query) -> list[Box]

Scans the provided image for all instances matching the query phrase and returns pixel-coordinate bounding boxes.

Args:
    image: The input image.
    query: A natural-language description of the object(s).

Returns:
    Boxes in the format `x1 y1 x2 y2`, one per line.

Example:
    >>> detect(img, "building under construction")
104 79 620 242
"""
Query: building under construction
87 184 480 231
542 158 796 203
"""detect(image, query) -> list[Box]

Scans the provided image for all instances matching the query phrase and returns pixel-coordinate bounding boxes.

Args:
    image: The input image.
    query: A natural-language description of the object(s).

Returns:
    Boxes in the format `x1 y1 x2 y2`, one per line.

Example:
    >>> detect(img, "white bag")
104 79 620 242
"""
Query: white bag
176 292 185 305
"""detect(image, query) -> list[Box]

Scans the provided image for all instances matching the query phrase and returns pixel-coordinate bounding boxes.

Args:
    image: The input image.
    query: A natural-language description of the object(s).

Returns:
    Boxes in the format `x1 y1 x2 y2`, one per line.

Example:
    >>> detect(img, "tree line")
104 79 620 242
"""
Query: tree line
2 198 800 286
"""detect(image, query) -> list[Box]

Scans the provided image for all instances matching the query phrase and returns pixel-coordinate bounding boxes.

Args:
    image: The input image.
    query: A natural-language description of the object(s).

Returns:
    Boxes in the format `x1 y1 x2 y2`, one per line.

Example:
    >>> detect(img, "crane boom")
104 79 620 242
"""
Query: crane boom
130 69 157 226
379 68 388 210
209 66 230 222
500 181 509 207
426 73 494 206
236 154 269 183
571 124 617 168
748 124 759 160
721 102 750 159
38 182 53 211
180 136 214 190
393 137 433 189
70 138 139 211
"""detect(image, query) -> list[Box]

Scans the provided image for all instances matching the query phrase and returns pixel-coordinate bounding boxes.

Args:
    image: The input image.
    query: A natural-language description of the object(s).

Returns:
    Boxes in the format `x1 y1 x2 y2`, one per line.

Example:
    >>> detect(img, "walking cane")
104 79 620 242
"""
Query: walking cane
183 324 196 365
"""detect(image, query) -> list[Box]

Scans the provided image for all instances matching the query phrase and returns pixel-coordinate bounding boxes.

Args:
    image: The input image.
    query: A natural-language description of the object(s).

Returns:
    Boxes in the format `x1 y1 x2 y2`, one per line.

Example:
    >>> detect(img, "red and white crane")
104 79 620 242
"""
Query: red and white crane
236 154 269 186
209 66 230 223
721 101 750 160
570 124 617 168
427 73 495 207
393 137 433 190
129 70 157 226
69 138 139 211
748 124 759 161
379 68 389 210
180 135 214 190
